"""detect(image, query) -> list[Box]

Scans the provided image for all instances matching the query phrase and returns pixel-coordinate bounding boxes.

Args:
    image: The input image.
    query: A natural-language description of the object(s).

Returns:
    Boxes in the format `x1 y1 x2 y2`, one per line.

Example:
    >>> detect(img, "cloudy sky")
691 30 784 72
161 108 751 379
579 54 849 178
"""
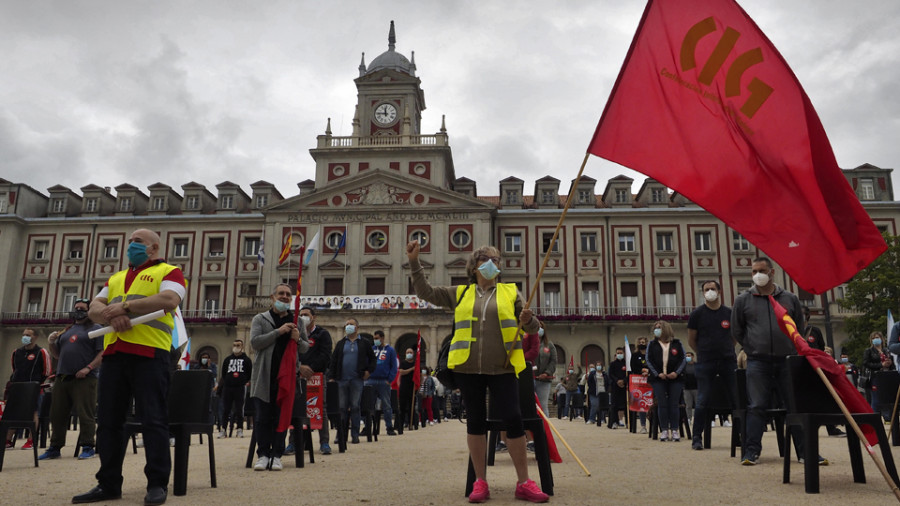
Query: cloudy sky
2 0 898 200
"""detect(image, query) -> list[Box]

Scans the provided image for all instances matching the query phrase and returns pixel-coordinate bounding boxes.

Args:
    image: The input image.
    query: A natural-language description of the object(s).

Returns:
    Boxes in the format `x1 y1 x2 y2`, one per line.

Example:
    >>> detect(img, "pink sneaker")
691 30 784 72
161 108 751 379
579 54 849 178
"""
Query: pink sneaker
515 479 549 503
469 478 490 503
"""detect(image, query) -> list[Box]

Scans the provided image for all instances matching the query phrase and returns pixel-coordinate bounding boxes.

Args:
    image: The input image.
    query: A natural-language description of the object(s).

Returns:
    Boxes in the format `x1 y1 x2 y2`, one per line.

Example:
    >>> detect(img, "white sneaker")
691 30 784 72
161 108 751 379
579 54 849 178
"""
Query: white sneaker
254 456 269 471
217 430 226 439
429 421 434 426
169 437 175 447
660 430 669 441
237 429 243 438
672 432 681 442
711 420 716 427
270 457 283 471
723 420 732 427
136 439 144 448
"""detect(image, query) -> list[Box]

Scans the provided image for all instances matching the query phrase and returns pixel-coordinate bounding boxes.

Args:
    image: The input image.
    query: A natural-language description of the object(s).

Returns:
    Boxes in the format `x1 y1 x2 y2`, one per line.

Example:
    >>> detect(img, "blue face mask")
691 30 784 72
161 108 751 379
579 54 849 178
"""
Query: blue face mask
374 339 382 347
685 356 693 363
653 328 662 338
22 335 32 346
127 241 149 266
345 324 356 335
273 300 291 313
589 367 595 373
873 338 883 346
841 357 849 363
538 328 545 338
477 260 501 280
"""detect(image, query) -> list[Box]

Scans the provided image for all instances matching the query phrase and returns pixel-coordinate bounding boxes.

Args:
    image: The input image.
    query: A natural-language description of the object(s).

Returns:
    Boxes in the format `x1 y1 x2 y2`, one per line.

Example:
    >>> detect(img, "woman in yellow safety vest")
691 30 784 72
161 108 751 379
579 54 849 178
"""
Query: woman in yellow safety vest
406 241 549 504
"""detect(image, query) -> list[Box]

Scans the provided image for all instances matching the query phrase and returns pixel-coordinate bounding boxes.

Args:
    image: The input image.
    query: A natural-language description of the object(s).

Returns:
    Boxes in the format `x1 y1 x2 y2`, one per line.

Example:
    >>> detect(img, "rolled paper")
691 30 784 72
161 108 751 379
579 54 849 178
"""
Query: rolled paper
88 309 167 338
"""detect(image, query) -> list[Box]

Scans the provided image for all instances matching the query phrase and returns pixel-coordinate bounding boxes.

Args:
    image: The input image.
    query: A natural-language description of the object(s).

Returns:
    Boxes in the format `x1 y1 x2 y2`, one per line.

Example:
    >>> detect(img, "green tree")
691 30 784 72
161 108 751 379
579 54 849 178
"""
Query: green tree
839 233 900 365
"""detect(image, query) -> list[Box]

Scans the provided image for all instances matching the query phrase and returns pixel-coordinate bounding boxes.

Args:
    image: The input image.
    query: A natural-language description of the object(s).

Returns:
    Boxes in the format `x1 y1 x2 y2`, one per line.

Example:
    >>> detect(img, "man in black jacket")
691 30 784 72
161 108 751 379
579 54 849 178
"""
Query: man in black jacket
328 317 376 444
296 306 333 454
218 339 252 438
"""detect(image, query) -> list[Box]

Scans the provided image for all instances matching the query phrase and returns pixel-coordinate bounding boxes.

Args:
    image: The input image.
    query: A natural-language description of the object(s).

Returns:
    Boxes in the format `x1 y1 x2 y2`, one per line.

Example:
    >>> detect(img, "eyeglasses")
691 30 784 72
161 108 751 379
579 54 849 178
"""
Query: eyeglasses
75 298 91 304
476 256 500 263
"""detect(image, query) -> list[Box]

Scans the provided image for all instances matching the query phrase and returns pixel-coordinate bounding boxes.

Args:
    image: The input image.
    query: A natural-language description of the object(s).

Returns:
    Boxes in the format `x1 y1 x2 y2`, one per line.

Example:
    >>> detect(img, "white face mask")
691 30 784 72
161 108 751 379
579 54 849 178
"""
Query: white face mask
704 290 718 302
752 272 770 287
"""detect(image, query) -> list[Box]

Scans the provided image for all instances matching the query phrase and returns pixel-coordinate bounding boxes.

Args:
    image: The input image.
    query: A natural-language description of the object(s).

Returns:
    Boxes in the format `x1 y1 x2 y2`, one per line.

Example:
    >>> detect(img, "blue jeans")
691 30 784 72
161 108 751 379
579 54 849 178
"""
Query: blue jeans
588 394 601 423
744 359 804 458
365 379 394 430
338 378 364 438
650 380 684 431
692 358 737 443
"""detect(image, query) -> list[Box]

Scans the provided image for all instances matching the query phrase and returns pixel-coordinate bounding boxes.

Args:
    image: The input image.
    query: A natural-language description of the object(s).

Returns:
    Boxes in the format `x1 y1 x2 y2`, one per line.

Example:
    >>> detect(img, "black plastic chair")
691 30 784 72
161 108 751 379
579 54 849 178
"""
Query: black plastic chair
782 355 900 494
168 370 217 496
37 391 52 449
325 383 346 453
467 365 553 498
732 368 786 458
874 371 900 446
700 372 735 449
360 385 377 442
0 382 41 471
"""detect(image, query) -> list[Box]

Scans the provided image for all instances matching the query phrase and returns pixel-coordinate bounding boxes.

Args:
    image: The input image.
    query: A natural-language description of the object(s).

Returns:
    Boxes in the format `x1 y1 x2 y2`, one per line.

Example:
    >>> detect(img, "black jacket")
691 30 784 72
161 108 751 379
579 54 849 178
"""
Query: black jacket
327 336 376 381
646 339 686 383
299 325 333 374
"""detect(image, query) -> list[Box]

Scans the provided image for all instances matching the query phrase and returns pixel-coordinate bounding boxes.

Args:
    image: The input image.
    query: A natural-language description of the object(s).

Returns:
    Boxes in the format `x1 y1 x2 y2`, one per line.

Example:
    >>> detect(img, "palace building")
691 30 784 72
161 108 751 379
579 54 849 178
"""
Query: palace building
1 23 897 380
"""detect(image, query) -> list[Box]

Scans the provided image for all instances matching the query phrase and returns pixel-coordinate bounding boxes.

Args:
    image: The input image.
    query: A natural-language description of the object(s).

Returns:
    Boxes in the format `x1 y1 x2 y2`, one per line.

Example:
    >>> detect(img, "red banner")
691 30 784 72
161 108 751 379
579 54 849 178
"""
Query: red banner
628 375 653 413
305 373 324 430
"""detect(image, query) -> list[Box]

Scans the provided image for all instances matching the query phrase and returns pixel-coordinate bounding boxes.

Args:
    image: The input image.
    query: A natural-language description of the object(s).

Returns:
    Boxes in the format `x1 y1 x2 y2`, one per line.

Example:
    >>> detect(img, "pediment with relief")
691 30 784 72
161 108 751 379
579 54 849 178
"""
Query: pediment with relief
267 170 495 212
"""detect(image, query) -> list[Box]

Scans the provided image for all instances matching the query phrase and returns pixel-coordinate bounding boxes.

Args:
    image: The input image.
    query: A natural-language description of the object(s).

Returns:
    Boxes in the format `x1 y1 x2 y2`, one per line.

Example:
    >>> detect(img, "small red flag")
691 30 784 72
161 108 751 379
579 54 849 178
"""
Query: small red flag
768 295 878 446
412 330 422 392
589 0 885 294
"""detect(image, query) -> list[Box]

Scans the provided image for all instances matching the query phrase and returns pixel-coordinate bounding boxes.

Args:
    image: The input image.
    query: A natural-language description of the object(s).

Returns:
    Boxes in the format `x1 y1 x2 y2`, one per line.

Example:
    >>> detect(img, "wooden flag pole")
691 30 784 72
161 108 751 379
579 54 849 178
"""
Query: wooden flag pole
813 367 900 502
534 403 590 477
888 384 900 441
505 152 591 367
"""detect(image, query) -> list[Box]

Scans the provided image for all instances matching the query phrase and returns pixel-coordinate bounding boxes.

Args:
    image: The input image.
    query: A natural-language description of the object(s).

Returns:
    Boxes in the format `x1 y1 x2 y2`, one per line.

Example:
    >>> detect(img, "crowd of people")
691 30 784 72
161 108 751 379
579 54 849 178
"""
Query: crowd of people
4 230 900 505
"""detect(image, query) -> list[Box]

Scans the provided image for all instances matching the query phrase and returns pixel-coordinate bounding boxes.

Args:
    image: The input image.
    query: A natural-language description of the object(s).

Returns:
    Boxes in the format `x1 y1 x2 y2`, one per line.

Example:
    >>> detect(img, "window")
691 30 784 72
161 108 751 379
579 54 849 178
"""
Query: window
186 196 200 210
451 276 469 286
409 230 429 247
255 194 269 208
33 240 49 260
505 190 519 205
52 198 65 213
694 231 712 252
326 231 345 250
656 232 673 252
367 230 387 250
120 197 132 212
62 287 79 310
26 287 42 314
651 188 665 203
659 281 677 315
542 232 559 254
85 198 98 212
736 281 752 295
578 189 592 204
68 240 84 260
451 229 471 249
582 281 600 314
0 192 7 213
243 237 261 257
203 285 221 317
220 195 234 209
103 240 118 259
620 282 638 315
505 233 522 253
798 288 816 307
543 282 562 315
152 196 166 211
541 190 556 205
366 277 385 295
618 232 635 252
615 188 629 203
580 232 597 253
732 231 750 251
208 237 225 257
173 239 189 258
324 278 344 296
860 178 875 200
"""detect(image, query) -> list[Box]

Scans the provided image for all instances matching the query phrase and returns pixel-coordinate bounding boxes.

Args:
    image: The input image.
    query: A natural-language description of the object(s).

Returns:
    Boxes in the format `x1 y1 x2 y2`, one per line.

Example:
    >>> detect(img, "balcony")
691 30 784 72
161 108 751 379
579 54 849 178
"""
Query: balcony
533 306 694 322
1 310 236 325
316 133 448 149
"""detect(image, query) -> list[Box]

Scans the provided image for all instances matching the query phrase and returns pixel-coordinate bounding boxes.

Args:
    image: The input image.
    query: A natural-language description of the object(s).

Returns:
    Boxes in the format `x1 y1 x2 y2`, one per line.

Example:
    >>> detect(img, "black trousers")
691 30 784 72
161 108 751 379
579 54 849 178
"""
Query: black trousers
221 385 245 430
96 349 171 493
253 396 285 459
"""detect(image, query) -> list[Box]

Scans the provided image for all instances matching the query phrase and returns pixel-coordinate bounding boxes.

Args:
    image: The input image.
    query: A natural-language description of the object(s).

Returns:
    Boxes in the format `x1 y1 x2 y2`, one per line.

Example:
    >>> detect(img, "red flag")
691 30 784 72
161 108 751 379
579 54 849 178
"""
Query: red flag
412 330 422 392
278 233 293 265
768 295 878 446
568 355 574 371
276 338 297 432
534 393 563 463
589 0 885 294
390 356 401 391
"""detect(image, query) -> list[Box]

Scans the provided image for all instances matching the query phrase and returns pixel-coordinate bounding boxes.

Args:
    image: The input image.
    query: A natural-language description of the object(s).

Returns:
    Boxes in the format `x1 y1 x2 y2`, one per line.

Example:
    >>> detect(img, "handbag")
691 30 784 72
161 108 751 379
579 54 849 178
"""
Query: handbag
434 284 471 391
859 367 872 389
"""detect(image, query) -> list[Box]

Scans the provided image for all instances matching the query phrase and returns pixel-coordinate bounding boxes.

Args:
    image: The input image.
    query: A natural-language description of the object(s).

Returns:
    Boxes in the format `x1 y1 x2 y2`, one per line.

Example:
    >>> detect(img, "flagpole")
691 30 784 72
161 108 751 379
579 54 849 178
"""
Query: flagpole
812 367 900 501
534 403 590 477
888 388 900 441
505 152 591 367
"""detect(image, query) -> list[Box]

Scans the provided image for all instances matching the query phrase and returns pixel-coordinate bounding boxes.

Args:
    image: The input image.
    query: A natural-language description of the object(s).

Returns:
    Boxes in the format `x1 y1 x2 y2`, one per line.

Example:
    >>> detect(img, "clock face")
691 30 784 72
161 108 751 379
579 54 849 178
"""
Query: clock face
374 103 398 126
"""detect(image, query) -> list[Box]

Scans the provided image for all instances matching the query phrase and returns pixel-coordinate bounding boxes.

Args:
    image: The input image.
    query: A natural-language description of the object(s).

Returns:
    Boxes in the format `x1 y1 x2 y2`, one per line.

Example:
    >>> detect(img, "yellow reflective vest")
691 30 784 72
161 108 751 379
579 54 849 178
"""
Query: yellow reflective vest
105 262 180 351
449 283 525 375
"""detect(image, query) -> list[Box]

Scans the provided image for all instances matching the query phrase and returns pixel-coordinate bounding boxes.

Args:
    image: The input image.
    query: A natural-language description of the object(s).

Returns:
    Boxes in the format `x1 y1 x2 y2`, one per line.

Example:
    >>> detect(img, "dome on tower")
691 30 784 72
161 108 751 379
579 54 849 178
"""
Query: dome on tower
366 21 415 76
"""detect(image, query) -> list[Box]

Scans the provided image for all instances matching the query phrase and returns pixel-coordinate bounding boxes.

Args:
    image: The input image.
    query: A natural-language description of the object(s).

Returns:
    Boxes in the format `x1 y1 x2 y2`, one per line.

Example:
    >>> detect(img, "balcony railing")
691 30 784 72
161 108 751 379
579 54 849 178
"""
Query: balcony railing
1 309 236 325
317 133 448 149
532 306 694 322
